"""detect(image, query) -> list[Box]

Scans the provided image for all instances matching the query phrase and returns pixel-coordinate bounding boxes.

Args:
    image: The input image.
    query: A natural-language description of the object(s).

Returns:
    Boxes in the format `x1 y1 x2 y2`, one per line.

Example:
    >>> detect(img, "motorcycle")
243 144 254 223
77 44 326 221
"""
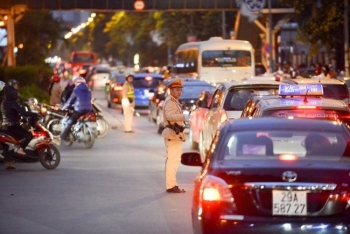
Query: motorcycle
0 116 61 169
91 98 109 138
61 110 97 149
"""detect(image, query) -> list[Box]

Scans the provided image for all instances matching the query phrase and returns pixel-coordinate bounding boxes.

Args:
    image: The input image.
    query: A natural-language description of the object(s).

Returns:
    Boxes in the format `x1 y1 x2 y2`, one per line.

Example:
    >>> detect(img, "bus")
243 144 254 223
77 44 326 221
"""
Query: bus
70 51 98 72
173 37 255 84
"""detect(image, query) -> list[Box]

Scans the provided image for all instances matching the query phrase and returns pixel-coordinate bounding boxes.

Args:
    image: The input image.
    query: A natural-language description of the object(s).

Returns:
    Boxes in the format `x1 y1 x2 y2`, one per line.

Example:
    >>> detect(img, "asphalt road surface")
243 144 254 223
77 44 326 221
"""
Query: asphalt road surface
0 89 200 234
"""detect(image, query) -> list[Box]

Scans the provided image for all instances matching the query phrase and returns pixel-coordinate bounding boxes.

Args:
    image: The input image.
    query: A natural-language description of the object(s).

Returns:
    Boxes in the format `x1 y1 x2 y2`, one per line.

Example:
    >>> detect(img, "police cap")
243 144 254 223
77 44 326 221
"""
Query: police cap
167 78 183 89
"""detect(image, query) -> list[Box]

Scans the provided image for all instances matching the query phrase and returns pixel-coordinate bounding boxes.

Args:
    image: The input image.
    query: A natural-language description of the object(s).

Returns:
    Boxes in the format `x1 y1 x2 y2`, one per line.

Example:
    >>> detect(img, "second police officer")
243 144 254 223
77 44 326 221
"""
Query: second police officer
121 74 135 133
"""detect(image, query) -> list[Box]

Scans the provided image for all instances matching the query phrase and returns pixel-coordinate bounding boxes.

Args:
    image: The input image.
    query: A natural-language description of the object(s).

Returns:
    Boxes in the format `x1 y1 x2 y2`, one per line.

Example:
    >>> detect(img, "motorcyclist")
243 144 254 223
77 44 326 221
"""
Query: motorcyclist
60 76 92 142
1 79 38 169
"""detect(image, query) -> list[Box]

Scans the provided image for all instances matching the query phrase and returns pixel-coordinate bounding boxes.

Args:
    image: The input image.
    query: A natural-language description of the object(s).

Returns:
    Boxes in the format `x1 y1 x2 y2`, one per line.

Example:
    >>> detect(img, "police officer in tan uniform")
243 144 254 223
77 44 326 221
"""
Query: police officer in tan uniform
162 78 189 193
122 74 135 133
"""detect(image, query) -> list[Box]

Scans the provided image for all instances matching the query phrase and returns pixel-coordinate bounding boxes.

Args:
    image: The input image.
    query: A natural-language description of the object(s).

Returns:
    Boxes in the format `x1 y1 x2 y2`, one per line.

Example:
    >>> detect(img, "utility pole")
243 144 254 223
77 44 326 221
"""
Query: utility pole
0 5 26 67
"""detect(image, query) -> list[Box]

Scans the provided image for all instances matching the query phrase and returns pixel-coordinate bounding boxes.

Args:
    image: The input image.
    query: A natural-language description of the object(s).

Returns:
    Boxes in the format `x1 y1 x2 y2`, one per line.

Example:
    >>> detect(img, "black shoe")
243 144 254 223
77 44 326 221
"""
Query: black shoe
124 131 134 133
166 186 185 193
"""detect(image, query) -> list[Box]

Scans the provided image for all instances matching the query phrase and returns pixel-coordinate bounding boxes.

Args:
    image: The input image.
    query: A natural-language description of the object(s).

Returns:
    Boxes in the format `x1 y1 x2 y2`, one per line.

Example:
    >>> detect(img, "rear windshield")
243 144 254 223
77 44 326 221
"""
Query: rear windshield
224 87 279 111
220 130 348 160
133 78 163 88
322 84 349 100
262 109 350 125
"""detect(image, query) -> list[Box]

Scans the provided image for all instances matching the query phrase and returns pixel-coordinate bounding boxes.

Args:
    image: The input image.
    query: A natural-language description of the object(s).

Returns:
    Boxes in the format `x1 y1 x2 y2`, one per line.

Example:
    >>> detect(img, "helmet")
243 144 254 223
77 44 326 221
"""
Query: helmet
8 79 19 86
51 75 61 83
0 81 5 91
125 74 134 80
73 77 86 85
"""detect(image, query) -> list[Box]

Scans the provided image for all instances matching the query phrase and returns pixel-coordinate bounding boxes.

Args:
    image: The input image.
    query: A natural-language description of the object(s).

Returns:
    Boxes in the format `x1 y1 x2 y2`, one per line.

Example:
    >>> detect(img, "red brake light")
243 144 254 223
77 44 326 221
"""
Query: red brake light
296 106 317 109
201 175 233 202
279 154 297 161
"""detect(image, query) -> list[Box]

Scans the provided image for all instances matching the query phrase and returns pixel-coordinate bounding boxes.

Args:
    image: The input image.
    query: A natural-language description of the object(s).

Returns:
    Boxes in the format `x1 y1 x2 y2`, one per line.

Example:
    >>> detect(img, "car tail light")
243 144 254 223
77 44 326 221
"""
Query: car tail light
200 175 234 202
279 154 298 161
92 74 97 80
297 106 317 109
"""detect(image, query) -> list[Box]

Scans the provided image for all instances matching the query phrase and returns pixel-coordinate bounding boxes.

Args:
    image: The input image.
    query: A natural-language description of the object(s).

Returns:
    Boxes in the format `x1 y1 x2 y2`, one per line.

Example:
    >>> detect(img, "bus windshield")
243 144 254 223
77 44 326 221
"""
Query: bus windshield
202 50 252 67
72 53 96 63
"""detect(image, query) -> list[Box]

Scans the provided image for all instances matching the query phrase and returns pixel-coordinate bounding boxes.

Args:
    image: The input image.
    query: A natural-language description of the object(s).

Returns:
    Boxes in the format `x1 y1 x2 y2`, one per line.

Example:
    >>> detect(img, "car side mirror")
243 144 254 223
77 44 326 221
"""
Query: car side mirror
181 152 202 166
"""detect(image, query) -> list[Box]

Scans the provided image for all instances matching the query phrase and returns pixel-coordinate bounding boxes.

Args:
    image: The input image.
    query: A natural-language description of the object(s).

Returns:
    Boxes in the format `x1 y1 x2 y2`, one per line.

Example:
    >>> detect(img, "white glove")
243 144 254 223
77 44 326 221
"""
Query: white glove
184 114 190 122
121 98 130 106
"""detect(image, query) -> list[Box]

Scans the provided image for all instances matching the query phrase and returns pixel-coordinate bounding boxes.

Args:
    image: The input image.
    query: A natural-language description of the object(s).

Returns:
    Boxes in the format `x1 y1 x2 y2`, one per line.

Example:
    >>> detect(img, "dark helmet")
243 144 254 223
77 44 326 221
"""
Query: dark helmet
8 79 19 86
125 74 134 80
51 75 61 83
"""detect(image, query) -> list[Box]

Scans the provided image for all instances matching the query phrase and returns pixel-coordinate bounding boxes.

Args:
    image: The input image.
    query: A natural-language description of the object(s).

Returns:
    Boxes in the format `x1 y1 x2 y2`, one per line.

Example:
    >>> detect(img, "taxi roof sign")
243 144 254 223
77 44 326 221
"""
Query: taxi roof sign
279 84 323 96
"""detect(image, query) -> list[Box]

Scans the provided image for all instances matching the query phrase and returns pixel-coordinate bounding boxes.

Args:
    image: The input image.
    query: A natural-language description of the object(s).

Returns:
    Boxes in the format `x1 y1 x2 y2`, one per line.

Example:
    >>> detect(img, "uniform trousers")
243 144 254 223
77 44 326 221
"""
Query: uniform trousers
164 138 183 189
122 98 134 131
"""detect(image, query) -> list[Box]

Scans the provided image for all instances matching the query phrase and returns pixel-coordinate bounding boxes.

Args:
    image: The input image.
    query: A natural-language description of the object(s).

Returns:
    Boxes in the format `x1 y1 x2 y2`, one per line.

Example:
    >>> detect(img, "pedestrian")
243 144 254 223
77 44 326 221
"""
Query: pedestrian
121 74 135 133
328 64 336 78
60 80 75 104
321 65 331 79
60 77 92 142
49 75 62 106
161 78 189 193
315 62 322 76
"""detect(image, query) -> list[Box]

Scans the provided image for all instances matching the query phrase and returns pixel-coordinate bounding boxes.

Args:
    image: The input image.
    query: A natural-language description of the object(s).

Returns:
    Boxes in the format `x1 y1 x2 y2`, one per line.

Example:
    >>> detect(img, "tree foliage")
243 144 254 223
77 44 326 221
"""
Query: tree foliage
15 11 66 65
280 0 345 55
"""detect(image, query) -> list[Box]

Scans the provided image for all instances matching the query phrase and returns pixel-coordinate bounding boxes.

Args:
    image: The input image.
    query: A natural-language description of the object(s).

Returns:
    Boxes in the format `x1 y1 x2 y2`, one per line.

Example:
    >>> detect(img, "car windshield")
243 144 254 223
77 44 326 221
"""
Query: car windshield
221 130 348 161
182 85 215 99
224 88 278 111
133 77 162 88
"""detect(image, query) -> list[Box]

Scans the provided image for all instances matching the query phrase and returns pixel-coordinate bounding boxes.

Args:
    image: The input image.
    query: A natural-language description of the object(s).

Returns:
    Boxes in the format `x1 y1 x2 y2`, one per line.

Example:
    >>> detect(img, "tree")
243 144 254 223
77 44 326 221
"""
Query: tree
280 0 345 56
15 11 66 66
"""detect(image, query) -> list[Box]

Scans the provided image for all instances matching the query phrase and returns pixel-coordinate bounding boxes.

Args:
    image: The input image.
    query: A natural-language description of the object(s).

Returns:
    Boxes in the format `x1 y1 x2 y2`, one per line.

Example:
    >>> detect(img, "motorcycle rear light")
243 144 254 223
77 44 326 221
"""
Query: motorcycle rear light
113 86 122 91
89 114 97 121
200 175 234 203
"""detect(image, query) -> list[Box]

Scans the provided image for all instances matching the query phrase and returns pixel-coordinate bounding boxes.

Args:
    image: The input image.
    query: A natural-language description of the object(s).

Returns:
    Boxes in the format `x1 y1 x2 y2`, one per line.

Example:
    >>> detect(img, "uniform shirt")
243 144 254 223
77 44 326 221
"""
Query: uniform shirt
122 81 134 103
161 94 186 142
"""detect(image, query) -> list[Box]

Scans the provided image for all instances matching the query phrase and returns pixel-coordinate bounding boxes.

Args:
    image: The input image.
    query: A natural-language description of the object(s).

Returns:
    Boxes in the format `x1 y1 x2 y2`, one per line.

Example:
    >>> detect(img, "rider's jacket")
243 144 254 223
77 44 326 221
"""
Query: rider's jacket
63 83 92 112
1 85 37 126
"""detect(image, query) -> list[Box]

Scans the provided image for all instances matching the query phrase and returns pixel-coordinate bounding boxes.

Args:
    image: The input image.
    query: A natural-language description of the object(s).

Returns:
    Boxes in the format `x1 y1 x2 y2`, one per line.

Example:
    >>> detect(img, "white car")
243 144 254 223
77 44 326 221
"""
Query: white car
91 65 110 90
200 79 281 156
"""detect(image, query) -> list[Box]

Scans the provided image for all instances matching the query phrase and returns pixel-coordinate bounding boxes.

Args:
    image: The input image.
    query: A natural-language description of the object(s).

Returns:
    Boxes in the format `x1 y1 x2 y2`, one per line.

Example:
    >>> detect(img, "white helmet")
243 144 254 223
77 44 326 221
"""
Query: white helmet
73 77 86 85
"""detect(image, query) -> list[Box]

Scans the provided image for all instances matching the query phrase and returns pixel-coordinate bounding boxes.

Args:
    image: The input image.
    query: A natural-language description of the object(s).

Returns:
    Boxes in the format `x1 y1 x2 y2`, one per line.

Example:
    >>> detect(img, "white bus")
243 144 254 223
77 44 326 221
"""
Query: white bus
173 37 255 84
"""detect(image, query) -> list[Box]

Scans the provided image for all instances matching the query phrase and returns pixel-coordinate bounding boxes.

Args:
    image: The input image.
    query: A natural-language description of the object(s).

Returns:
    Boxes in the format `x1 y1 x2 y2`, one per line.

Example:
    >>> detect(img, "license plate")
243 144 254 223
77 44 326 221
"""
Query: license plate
272 190 307 216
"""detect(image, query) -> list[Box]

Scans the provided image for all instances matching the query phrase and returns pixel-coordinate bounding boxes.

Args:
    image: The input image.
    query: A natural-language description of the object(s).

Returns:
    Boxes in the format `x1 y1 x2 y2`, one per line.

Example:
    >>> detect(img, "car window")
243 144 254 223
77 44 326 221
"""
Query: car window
223 89 256 111
133 78 163 88
221 130 347 160
96 69 110 74
182 85 215 99
322 84 349 100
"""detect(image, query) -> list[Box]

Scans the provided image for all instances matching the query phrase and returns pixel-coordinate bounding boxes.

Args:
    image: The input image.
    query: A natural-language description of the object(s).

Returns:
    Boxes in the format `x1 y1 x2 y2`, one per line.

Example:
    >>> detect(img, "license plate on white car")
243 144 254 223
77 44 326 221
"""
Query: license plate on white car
272 190 307 216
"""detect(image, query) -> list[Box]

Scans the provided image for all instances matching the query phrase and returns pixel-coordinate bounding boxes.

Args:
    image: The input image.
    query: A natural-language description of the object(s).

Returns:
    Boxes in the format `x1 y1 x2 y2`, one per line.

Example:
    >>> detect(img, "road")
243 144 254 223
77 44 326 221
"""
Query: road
0 89 200 234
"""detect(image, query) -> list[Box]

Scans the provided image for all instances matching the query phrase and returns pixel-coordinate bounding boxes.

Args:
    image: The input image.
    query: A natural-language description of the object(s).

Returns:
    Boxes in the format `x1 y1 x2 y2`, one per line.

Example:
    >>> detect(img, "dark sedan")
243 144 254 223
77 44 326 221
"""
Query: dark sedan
182 117 350 234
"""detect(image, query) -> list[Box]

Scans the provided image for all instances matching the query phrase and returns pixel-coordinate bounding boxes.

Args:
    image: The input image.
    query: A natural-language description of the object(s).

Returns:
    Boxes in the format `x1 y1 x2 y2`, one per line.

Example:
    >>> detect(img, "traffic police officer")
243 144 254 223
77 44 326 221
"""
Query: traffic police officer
162 78 189 193
122 74 135 133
